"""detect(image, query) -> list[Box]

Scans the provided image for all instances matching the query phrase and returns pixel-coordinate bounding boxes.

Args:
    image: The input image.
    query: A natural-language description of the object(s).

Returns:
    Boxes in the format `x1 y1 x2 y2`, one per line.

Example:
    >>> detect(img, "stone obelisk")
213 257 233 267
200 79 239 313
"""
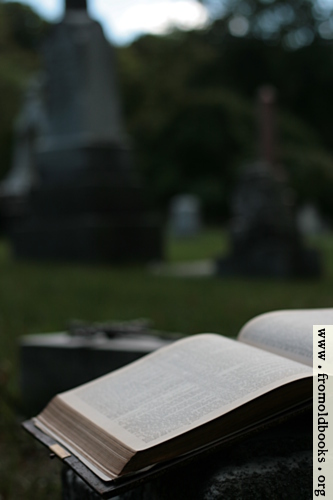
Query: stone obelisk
216 86 321 278
1 0 163 263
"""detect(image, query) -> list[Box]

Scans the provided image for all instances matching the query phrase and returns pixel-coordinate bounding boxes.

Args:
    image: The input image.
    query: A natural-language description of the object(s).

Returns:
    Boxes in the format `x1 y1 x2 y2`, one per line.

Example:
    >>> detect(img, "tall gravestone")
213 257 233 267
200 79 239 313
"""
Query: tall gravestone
0 0 163 263
216 86 321 278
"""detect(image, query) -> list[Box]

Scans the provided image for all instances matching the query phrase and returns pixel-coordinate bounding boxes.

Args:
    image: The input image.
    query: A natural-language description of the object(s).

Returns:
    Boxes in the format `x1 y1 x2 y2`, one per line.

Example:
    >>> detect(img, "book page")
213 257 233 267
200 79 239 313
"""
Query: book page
238 308 333 366
56 333 311 452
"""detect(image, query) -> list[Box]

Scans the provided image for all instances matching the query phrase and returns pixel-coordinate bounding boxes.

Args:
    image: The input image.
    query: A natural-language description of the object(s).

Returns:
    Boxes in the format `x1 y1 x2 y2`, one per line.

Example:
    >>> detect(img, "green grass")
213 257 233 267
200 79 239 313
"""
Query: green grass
0 228 332 498
167 228 230 262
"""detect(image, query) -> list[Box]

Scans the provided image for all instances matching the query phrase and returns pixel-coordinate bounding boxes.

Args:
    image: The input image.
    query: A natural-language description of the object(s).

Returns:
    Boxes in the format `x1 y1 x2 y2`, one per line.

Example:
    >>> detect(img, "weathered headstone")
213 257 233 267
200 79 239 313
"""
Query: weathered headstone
216 86 321 277
0 0 163 263
169 194 202 237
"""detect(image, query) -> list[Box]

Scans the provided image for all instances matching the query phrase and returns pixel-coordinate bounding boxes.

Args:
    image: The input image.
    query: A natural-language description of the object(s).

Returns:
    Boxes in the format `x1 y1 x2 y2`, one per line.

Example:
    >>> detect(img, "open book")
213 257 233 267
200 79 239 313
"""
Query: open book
29 308 332 483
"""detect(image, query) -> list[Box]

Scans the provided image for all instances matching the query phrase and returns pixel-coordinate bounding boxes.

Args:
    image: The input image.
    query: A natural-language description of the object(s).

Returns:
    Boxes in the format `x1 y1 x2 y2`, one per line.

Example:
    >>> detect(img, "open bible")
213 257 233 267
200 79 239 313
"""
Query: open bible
26 308 332 484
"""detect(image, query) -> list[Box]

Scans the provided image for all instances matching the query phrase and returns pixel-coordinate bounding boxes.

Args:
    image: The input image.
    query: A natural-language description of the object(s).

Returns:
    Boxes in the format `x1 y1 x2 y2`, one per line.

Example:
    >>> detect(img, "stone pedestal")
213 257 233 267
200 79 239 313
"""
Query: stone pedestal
217 162 321 278
61 410 312 499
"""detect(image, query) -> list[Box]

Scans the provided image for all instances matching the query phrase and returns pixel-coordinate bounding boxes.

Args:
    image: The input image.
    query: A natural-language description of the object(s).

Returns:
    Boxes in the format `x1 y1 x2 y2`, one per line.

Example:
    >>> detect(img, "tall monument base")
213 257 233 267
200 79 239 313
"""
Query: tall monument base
10 215 163 263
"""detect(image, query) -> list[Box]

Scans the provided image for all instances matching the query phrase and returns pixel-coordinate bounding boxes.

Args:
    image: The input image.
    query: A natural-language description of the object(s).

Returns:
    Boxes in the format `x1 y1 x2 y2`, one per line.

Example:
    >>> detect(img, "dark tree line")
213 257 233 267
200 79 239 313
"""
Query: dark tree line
117 23 333 220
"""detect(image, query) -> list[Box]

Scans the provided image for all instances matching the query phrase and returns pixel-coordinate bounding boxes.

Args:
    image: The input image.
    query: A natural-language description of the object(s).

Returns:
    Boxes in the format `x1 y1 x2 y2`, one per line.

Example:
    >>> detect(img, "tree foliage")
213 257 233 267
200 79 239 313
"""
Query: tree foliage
0 2 47 178
203 0 333 48
117 25 333 220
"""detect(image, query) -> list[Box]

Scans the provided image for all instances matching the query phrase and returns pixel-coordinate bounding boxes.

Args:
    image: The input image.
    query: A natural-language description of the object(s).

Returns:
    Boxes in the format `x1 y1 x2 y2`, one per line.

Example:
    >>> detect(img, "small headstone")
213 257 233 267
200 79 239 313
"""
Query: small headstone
297 203 326 235
169 194 202 237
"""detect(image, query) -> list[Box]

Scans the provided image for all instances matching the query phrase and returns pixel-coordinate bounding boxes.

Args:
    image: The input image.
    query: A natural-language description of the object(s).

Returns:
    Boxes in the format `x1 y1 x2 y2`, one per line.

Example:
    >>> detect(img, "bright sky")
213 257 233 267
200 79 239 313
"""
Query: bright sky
5 0 210 44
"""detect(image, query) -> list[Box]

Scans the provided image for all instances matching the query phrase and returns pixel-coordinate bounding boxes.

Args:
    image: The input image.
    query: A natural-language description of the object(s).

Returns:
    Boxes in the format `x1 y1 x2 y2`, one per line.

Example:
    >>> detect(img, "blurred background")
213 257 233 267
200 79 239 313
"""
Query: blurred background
2 0 333 221
0 0 333 497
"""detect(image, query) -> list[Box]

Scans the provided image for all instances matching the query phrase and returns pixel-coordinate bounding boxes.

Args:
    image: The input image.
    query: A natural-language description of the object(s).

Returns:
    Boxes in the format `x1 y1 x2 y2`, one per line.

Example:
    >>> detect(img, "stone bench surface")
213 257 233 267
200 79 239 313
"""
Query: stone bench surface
62 411 312 500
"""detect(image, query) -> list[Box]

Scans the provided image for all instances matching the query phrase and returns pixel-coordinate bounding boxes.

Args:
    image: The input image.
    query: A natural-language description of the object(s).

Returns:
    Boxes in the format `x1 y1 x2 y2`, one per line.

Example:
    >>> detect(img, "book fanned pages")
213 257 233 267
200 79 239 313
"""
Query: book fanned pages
23 308 332 497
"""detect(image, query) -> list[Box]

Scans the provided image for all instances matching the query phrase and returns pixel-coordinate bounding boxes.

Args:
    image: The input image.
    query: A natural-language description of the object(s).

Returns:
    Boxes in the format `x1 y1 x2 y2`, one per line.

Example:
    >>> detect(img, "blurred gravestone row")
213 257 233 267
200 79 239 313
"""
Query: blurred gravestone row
0 0 324 279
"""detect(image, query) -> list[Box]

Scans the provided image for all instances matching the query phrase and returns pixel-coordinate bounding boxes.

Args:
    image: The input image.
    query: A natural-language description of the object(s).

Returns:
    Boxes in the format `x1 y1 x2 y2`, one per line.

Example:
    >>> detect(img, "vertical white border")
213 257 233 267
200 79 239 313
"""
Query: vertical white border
313 325 333 498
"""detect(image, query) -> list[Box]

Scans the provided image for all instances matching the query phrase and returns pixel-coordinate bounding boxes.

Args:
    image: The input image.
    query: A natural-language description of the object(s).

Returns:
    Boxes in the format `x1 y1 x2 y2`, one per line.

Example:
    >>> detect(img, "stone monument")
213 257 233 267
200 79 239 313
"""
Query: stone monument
0 0 163 263
216 86 321 278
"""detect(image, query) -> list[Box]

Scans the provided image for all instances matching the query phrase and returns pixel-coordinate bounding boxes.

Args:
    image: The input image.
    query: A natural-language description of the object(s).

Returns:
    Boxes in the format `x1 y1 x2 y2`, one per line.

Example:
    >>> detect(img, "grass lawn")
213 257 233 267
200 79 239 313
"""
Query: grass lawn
0 228 332 498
